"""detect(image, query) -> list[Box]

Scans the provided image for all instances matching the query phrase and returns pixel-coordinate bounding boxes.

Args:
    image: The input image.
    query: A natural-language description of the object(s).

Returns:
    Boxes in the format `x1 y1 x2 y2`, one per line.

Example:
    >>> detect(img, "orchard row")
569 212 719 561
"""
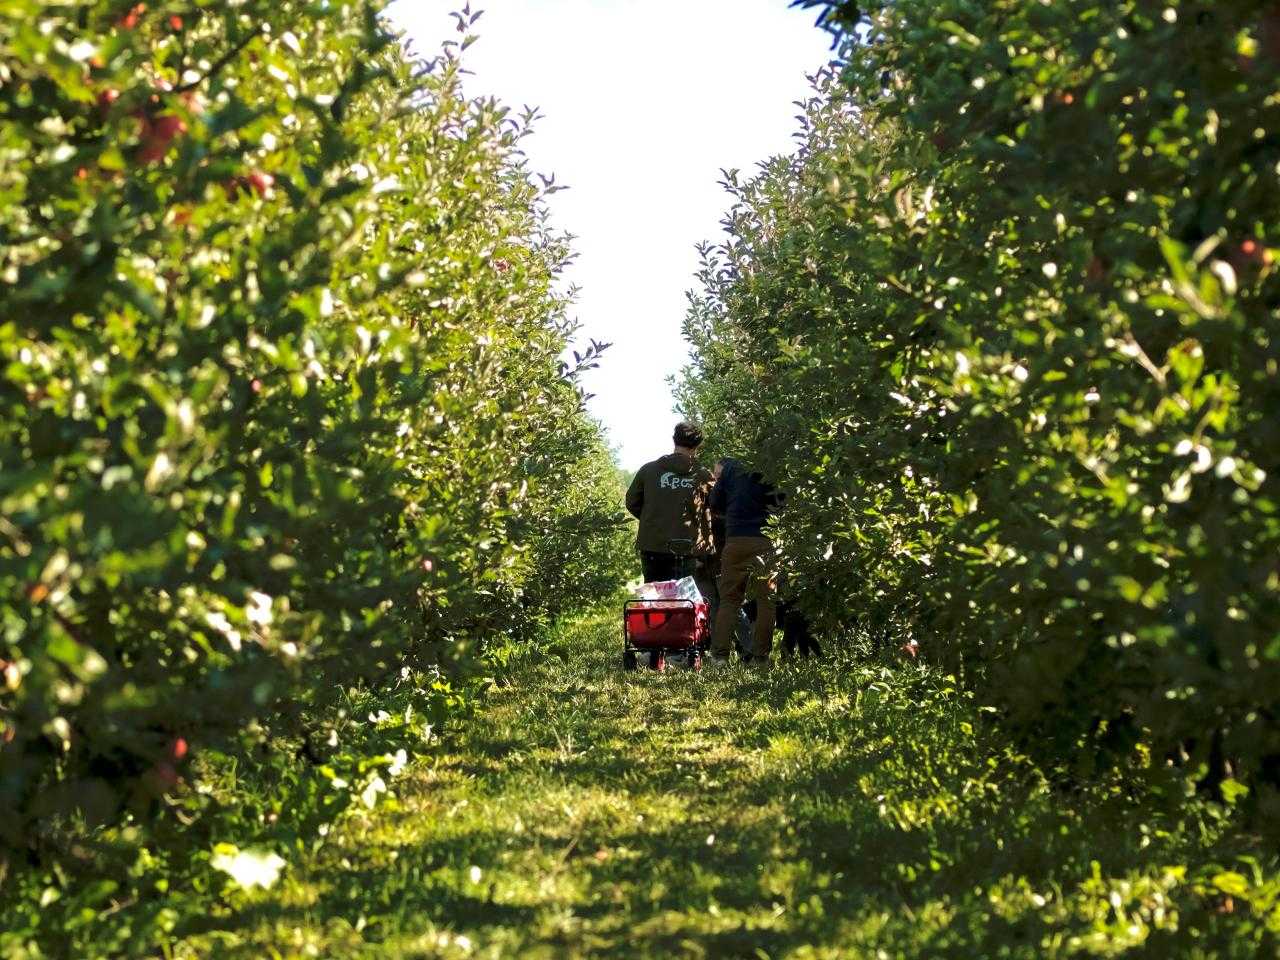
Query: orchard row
0 1 630 951
683 0 1280 793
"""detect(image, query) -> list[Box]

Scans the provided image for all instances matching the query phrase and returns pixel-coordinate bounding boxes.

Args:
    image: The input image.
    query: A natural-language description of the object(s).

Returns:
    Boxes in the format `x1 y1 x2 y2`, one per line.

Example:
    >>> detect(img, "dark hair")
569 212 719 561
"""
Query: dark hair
673 421 704 449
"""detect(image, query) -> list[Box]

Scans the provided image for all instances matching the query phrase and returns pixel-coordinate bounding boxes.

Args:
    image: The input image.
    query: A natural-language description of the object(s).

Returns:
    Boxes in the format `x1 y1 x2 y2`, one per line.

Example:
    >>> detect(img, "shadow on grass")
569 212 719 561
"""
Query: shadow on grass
176 617 1273 959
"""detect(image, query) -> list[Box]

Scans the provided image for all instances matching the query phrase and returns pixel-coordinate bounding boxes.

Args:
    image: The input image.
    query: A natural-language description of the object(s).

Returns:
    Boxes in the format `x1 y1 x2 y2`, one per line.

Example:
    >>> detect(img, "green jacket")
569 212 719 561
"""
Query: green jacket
625 453 712 555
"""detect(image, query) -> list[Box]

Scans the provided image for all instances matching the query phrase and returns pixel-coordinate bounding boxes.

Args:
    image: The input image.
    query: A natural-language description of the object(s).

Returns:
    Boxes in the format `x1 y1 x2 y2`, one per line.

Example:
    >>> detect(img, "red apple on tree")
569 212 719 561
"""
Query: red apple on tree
119 3 146 30
1229 237 1274 275
96 88 120 114
224 171 274 199
142 761 179 796
1241 238 1272 264
246 171 274 198
136 112 187 164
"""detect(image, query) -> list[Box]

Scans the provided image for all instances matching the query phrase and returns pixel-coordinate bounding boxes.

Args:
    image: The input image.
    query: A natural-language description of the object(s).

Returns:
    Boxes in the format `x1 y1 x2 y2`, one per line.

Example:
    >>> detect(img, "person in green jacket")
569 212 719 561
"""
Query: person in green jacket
625 421 712 584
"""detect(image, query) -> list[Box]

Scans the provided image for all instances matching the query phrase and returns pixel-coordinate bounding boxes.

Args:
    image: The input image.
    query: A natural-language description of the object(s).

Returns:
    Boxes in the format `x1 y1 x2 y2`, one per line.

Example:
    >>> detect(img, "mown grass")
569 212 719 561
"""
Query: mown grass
172 608 1279 958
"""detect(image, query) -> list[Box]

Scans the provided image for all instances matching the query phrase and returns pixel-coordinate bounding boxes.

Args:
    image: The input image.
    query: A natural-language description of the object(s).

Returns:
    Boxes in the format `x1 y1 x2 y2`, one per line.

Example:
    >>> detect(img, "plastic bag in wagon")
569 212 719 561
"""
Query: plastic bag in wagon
635 576 703 602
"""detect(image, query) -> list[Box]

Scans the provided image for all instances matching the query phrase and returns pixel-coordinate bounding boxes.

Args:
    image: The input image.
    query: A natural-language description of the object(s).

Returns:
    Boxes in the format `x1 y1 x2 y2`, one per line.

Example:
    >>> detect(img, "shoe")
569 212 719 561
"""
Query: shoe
703 655 731 671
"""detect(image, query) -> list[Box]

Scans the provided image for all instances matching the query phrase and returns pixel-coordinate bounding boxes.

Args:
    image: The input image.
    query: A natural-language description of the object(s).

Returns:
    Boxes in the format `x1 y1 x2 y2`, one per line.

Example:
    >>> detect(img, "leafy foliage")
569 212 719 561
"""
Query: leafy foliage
0 0 628 948
681 0 1280 793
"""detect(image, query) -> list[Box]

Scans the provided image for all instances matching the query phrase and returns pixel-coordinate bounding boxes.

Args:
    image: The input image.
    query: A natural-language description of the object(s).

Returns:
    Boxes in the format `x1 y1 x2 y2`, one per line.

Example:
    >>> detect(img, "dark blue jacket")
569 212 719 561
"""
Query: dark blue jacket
709 458 781 538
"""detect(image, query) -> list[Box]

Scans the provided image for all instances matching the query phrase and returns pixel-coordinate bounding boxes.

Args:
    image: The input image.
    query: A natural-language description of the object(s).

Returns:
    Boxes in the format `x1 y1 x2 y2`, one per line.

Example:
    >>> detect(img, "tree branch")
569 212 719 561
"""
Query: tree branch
173 28 263 95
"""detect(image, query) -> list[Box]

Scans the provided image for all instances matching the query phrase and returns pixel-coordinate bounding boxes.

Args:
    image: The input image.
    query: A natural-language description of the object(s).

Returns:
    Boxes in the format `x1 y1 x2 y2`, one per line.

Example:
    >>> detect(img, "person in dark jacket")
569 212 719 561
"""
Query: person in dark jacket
707 458 782 665
692 460 753 657
625 421 712 583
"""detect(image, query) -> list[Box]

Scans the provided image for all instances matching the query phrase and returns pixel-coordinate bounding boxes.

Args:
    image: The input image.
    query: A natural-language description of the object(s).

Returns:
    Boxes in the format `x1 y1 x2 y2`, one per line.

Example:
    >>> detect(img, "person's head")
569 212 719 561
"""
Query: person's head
672 421 704 454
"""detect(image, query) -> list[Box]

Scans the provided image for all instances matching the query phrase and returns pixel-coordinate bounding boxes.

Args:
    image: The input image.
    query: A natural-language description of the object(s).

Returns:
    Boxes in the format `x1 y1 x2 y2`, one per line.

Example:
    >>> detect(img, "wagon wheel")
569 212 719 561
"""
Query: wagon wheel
622 650 638 672
649 651 665 672
688 651 703 672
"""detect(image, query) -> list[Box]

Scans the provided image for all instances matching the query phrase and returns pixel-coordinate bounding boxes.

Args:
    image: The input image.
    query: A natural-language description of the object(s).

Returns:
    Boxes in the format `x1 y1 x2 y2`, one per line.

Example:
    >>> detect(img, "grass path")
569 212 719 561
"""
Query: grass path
183 608 1274 959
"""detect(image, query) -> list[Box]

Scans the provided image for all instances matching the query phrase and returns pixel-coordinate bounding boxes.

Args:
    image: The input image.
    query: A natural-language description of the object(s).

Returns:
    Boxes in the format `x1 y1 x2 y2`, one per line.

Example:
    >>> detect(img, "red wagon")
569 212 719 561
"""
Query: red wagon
622 592 710 672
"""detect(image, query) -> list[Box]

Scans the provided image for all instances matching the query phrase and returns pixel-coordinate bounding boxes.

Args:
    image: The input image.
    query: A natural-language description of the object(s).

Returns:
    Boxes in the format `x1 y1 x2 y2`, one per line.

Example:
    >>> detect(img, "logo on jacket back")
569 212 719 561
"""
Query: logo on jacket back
660 472 695 490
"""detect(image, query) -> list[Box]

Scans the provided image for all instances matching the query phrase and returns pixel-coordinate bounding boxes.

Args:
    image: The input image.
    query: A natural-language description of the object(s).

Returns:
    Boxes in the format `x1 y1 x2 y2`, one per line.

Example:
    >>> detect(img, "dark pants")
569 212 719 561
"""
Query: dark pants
640 551 696 584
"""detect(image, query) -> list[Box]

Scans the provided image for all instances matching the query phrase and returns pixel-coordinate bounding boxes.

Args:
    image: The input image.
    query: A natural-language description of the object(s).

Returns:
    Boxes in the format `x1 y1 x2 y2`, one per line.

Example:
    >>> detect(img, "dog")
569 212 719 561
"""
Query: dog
742 599 822 659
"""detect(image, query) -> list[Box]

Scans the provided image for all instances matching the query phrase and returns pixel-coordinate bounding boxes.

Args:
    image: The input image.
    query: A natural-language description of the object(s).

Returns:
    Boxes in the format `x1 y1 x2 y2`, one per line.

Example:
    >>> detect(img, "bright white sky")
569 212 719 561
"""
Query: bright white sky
388 1 833 469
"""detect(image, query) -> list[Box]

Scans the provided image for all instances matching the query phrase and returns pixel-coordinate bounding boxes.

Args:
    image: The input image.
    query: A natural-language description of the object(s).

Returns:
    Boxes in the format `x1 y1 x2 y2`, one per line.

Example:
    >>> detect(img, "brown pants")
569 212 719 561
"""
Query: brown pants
710 536 776 659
